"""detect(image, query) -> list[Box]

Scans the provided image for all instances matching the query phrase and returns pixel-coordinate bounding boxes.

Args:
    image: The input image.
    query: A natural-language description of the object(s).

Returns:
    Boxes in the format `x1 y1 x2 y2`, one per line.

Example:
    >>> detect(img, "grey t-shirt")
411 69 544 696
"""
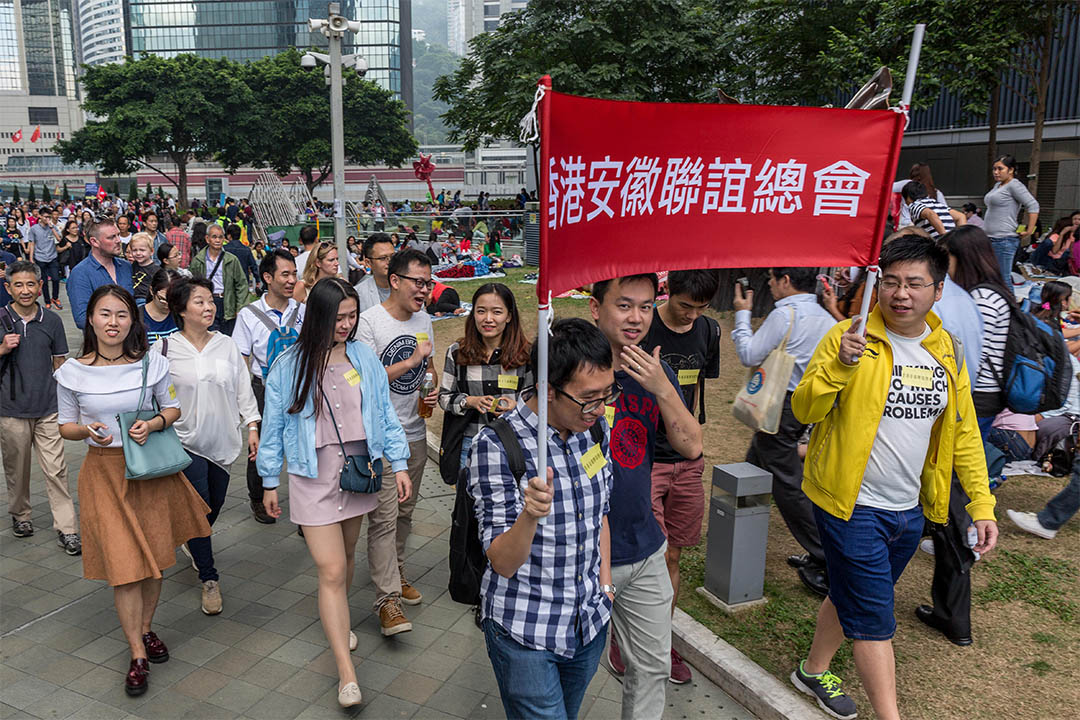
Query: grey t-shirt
28 223 57 262
0 304 68 417
356 304 434 442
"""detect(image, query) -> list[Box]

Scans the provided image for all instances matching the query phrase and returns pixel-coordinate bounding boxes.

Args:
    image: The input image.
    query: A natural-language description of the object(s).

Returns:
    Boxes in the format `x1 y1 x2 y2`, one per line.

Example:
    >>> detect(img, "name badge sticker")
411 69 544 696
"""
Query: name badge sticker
415 332 429 343
581 443 608 479
167 384 177 400
604 405 616 429
344 368 361 386
678 368 700 386
901 366 933 389
497 374 520 391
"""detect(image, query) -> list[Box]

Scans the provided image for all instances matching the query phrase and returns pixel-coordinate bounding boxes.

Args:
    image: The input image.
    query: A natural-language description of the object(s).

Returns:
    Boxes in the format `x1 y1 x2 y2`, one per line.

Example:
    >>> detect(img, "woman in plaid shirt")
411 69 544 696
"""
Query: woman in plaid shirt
438 283 534 472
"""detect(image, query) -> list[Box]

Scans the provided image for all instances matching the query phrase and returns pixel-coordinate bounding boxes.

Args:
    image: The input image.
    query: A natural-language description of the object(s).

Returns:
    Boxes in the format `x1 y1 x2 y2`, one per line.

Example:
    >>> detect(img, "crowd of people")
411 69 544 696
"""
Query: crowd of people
2 165 1079 719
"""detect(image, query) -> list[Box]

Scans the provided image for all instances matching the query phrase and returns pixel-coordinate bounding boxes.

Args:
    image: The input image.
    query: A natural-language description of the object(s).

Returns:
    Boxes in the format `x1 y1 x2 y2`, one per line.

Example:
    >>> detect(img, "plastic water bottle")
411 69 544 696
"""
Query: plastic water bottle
417 372 435 419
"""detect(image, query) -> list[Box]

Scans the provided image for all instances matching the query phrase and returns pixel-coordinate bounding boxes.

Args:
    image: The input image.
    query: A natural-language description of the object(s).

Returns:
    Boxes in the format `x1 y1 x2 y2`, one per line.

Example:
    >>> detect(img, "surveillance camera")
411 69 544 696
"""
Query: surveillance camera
354 57 368 77
300 53 317 68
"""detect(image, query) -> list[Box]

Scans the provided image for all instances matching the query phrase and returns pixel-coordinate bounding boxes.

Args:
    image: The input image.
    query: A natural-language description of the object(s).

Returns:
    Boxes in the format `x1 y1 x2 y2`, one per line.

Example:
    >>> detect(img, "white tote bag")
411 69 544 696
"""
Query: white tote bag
732 308 796 435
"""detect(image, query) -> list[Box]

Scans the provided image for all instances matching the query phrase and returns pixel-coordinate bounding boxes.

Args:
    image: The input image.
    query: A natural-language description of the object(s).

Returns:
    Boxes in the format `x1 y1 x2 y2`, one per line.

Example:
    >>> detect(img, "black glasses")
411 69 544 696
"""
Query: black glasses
395 273 436 291
553 382 622 416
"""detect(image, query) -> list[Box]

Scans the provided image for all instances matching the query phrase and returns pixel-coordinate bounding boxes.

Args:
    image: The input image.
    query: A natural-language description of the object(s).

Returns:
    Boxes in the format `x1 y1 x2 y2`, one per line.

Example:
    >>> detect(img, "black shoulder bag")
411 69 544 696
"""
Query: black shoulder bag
439 352 478 485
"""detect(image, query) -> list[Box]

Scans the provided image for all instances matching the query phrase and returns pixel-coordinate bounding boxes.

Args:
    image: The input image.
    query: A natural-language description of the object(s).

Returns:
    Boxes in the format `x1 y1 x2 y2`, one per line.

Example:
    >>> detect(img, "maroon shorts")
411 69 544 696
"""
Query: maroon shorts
650 456 706 548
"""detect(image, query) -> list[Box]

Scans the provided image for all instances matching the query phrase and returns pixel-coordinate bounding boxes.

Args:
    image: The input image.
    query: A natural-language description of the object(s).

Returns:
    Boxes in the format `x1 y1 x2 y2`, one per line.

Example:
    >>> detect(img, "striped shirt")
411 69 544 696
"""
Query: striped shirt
970 286 1011 392
909 198 955 239
438 341 535 441
467 402 613 658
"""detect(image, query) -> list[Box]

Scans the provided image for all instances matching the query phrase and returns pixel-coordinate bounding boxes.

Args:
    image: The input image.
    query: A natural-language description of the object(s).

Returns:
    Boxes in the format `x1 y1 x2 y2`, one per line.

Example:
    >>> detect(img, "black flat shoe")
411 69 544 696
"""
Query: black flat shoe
797 565 829 598
787 554 812 569
914 605 973 646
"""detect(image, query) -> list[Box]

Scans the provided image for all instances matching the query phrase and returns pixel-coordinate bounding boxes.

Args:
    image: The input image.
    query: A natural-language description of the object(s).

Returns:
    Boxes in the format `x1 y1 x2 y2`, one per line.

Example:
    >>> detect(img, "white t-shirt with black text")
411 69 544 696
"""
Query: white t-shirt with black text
857 326 947 511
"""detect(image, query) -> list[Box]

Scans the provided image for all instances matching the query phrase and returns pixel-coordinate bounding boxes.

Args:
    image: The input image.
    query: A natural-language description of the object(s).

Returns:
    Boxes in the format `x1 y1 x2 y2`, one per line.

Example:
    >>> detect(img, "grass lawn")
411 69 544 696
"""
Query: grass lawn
427 268 1080 719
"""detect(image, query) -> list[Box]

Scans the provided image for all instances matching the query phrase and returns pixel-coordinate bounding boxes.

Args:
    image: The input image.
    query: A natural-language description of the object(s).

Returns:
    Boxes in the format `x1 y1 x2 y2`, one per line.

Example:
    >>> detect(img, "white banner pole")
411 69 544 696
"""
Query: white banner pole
534 302 550 524
857 22 925 334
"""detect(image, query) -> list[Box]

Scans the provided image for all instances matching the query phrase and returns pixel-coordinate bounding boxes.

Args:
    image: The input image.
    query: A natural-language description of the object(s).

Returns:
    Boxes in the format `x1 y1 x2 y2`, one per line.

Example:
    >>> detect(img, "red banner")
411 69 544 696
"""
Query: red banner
537 76 905 301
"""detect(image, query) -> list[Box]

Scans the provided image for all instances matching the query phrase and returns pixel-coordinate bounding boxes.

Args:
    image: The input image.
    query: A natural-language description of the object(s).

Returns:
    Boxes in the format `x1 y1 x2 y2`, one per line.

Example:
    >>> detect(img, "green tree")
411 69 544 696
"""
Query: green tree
412 0 448 48
128 182 138 202
41 184 51 202
12 186 19 204
412 39 459 144
28 184 35 202
145 181 153 199
110 181 120 196
241 48 417 194
433 0 730 150
157 185 164 198
55 55 256 208
61 182 71 202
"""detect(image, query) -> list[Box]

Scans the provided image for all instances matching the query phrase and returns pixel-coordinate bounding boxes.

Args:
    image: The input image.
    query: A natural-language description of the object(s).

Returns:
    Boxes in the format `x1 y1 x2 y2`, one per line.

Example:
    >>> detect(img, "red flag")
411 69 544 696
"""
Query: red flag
30 126 40 143
536 76 905 300
11 128 21 143
97 186 108 201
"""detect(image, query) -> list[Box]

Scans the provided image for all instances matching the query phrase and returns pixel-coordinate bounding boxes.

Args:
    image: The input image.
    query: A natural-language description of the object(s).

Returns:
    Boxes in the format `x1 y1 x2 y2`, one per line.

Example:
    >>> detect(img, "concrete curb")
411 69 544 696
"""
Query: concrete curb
672 608 828 720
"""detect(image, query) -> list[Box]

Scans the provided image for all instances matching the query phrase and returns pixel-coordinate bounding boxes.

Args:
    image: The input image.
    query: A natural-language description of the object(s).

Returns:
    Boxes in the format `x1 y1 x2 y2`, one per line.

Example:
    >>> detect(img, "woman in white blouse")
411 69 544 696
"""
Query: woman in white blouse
152 277 260 616
55 285 210 699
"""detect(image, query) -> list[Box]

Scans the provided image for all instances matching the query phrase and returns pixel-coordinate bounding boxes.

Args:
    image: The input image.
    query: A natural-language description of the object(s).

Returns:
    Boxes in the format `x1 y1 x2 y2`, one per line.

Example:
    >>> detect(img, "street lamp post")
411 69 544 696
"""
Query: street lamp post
303 2 367 277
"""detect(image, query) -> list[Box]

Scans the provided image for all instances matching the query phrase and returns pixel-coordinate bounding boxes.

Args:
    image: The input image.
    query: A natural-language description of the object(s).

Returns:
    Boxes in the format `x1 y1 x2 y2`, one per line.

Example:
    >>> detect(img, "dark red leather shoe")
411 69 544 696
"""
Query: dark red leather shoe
125 658 150 696
141 631 169 663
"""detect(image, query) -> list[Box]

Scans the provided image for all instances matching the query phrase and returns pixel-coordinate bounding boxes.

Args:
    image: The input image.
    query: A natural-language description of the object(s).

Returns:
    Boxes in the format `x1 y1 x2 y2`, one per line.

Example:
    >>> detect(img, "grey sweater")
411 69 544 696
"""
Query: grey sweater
983 180 1039 238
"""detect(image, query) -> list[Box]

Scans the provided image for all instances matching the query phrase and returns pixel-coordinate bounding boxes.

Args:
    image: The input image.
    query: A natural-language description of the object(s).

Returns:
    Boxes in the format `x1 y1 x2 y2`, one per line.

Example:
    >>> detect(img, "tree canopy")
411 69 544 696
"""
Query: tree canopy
241 48 417 193
55 54 256 208
412 39 459 145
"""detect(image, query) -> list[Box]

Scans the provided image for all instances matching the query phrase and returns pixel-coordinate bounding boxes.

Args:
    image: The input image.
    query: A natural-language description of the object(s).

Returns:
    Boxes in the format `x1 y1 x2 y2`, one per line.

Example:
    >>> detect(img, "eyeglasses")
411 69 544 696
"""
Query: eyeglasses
553 382 623 416
368 254 393 263
878 279 937 292
394 273 436 291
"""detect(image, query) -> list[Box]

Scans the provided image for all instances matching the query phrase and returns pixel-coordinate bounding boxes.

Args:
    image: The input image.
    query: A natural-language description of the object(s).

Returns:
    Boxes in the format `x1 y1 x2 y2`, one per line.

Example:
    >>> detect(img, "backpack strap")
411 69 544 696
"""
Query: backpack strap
589 421 605 446
160 336 168 357
284 306 299 329
244 304 281 334
490 417 526 482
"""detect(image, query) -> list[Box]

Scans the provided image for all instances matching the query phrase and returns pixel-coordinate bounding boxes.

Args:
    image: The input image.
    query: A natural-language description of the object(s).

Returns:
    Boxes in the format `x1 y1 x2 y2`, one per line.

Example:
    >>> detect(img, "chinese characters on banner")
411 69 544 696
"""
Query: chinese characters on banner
536 77 905 301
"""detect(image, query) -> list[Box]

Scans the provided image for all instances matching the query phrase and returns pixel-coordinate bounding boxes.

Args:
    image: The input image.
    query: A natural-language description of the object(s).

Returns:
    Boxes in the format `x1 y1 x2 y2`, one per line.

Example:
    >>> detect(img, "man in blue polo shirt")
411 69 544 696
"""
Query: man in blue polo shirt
67 217 133 329
590 274 703 720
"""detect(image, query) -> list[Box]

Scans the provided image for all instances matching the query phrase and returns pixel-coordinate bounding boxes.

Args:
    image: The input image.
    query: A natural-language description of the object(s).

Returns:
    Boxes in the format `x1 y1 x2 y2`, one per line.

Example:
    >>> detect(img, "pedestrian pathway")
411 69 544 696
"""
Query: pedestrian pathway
0 303 755 720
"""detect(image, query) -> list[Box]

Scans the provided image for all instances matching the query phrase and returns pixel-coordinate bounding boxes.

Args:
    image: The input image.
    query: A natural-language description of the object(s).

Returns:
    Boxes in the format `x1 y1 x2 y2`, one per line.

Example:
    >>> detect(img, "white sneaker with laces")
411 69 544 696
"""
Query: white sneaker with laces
1007 509 1057 539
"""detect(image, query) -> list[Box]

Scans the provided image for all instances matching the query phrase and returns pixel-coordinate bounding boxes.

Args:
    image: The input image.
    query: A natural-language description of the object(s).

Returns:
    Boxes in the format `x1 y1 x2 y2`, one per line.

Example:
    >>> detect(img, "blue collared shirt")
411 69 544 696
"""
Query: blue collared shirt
933 275 983 387
66 253 134 328
468 402 612 658
733 293 837 392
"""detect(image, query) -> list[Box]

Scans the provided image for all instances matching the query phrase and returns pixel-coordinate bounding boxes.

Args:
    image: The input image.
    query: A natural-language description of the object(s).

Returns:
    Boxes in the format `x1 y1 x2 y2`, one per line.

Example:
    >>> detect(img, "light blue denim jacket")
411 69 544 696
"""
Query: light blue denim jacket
257 340 410 488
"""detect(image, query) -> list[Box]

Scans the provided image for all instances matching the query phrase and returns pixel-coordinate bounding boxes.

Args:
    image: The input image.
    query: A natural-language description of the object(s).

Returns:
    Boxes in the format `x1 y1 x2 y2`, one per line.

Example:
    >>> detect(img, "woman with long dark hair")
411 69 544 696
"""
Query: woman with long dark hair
55 285 210 698
189 221 208 255
984 154 1040 281
257 277 411 708
944 226 1013 435
438 282 533 475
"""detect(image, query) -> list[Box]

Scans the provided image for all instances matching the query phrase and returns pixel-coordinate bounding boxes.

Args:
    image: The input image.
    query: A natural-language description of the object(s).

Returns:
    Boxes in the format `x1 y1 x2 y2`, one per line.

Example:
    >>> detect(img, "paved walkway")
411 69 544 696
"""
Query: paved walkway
0 301 754 720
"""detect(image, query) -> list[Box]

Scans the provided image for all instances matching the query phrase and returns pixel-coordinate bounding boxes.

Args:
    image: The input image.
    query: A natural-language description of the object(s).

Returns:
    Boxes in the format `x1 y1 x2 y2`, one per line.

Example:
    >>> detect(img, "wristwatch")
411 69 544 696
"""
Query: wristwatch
601 584 616 596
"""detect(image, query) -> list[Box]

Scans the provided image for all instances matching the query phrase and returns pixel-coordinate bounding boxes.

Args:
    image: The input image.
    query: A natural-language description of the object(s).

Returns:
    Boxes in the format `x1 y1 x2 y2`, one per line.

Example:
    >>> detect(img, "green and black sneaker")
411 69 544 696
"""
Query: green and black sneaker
791 660 857 719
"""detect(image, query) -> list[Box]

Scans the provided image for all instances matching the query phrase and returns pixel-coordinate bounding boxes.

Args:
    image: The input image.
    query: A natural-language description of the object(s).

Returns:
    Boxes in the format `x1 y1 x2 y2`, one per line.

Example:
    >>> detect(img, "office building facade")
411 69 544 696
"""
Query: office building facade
124 0 412 109
77 0 126 66
447 0 526 56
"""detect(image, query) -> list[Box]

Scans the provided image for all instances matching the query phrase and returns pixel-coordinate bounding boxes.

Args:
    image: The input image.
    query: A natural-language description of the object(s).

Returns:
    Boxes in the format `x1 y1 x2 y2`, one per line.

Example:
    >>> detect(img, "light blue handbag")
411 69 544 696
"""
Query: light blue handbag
116 356 192 480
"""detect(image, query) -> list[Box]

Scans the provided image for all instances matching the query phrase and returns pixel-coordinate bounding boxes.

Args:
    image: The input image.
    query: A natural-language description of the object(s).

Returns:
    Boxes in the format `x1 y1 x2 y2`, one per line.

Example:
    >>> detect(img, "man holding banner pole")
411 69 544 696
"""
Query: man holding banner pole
589 274 702 719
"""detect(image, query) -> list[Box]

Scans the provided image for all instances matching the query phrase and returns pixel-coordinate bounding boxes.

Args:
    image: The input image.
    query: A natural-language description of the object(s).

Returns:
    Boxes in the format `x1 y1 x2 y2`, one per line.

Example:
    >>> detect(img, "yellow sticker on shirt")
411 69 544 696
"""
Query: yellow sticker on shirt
901 366 933 389
344 368 361 386
415 332 429 343
581 443 608 479
497 374 520 391
168 384 176 400
604 405 616 429
678 368 700 386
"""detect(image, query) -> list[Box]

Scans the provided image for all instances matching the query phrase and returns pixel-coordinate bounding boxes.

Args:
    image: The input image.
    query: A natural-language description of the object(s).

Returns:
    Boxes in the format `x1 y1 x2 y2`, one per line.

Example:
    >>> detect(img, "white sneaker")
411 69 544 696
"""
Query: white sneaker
180 543 197 571
919 538 935 556
1007 509 1058 539
338 682 362 708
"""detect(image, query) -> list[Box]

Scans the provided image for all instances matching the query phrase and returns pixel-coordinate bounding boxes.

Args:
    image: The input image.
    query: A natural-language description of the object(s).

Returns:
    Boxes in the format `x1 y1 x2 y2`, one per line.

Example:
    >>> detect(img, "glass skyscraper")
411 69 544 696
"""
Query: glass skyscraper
2 0 80 97
125 0 411 108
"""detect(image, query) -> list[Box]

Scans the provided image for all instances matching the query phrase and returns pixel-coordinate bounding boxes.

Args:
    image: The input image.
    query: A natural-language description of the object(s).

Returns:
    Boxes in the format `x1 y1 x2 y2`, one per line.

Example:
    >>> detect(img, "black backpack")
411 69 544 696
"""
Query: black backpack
976 283 1071 414
448 417 605 606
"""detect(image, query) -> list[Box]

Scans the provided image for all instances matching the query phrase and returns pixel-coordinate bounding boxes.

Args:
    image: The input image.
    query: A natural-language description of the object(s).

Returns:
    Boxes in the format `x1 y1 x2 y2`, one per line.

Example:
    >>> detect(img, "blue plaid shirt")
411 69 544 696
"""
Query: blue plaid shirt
467 402 613 658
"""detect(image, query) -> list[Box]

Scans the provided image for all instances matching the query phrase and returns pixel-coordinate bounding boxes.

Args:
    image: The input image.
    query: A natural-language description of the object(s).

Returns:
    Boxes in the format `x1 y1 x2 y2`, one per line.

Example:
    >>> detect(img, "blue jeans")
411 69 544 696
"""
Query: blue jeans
483 618 607 720
1039 455 1080 531
814 504 924 640
184 452 230 582
36 259 60 304
989 236 1019 282
988 427 1032 463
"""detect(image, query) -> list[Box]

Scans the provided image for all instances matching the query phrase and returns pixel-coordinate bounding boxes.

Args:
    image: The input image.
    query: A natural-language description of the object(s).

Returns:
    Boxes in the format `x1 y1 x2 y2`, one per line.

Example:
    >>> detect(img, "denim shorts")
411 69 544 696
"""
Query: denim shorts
813 503 924 641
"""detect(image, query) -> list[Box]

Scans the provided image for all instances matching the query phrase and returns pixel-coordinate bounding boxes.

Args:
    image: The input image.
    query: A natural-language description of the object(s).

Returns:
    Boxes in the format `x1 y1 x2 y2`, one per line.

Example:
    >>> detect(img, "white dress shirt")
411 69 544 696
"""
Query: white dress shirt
151 332 260 468
732 293 837 392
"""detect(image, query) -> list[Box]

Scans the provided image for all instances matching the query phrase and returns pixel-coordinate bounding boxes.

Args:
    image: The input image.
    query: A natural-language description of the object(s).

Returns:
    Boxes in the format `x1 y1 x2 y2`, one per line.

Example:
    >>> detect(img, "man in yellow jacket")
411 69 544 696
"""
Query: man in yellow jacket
788 235 997 720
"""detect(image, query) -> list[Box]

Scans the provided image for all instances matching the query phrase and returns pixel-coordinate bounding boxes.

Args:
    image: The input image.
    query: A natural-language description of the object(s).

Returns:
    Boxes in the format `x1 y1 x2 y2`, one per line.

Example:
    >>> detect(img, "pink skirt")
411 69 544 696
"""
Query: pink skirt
287 442 379 526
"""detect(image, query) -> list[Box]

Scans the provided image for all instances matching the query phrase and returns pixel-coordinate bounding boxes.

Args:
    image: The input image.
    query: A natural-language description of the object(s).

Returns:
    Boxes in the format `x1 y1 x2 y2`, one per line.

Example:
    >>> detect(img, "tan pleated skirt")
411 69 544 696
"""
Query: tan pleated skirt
78 447 212 586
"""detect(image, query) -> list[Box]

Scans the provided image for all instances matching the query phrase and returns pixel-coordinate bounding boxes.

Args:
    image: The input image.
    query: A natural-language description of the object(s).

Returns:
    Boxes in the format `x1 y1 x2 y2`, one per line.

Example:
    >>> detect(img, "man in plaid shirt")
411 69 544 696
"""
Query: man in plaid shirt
165 213 192 268
468 318 617 718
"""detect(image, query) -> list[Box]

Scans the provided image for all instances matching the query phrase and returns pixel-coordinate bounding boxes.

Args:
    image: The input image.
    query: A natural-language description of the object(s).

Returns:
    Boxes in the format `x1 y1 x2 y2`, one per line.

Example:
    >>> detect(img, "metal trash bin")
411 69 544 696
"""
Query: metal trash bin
702 462 772 610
